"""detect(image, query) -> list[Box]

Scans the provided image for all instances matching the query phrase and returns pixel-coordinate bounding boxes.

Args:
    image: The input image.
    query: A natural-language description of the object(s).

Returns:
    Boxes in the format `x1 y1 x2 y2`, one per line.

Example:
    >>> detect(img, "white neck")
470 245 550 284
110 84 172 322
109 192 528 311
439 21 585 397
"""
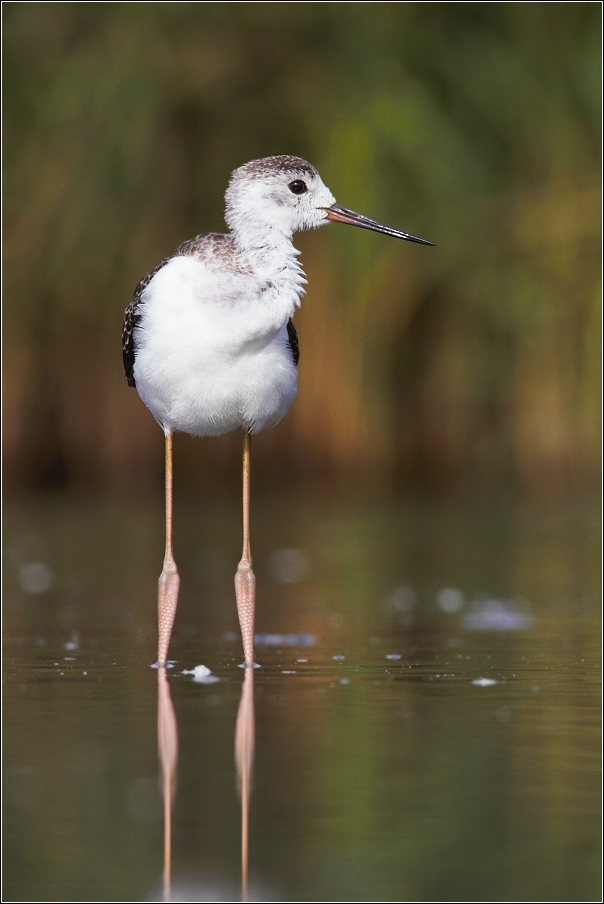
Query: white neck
233 223 307 316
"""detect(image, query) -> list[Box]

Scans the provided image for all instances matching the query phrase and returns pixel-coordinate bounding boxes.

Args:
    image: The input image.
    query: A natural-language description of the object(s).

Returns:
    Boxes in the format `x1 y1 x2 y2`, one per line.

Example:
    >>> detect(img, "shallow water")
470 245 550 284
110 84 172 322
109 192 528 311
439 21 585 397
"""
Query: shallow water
3 494 601 902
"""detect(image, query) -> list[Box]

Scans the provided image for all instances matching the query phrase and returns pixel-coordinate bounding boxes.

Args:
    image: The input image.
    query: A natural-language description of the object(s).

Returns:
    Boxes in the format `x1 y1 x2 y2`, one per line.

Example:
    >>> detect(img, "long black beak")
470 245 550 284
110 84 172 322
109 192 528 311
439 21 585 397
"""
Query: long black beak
322 203 435 246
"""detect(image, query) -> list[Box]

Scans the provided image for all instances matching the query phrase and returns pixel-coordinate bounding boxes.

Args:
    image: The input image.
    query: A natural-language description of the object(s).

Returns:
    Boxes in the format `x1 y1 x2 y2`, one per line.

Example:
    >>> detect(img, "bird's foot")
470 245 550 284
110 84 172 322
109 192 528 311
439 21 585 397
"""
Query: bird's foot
158 562 180 667
235 561 256 666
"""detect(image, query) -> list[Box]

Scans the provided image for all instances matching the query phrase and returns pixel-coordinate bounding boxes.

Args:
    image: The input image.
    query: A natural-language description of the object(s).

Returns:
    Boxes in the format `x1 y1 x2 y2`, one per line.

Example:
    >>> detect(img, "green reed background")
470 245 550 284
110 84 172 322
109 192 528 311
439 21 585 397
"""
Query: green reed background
3 2 601 496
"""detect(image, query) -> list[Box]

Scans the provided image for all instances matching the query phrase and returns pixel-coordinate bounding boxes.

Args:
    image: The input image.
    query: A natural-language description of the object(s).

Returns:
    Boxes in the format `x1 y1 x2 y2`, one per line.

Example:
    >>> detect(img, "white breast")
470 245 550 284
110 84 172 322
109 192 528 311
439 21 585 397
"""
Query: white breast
132 256 299 436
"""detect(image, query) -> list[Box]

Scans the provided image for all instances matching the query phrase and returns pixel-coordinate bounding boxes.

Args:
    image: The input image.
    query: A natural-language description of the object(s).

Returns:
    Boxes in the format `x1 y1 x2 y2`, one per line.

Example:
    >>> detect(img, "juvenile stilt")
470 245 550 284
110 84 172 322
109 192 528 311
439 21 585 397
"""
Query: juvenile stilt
158 432 180 666
234 430 256 666
122 156 433 669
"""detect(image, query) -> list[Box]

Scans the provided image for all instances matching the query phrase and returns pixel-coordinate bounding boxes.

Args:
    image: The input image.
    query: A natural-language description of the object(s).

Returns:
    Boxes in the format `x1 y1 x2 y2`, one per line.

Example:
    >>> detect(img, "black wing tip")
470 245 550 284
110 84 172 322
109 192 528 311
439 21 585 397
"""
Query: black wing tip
286 319 299 366
123 345 137 386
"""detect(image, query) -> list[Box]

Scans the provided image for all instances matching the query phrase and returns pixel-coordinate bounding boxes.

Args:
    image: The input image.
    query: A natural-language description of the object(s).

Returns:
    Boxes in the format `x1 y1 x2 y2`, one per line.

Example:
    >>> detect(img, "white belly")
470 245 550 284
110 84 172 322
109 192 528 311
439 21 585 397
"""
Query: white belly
132 257 298 436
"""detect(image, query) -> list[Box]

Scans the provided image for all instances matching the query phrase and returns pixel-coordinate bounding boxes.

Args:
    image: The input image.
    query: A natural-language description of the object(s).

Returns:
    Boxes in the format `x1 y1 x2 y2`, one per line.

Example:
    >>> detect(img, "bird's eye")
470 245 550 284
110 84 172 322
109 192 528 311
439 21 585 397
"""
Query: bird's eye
288 180 307 195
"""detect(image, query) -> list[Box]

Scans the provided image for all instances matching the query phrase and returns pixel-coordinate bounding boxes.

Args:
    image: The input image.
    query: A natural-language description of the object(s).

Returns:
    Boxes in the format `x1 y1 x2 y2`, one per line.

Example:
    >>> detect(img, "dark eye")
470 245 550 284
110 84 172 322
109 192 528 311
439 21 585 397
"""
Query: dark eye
288 180 307 195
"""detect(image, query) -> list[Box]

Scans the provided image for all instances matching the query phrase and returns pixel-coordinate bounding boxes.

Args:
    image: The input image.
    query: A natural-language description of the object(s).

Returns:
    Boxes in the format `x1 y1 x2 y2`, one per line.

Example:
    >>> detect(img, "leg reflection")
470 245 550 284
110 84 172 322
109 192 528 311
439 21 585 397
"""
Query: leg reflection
235 665 255 903
158 666 178 903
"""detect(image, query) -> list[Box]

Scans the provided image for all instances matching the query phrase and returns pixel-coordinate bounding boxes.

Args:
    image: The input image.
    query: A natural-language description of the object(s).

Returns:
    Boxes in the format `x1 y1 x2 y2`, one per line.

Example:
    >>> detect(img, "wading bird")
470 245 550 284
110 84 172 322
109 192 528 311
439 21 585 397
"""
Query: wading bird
122 155 433 667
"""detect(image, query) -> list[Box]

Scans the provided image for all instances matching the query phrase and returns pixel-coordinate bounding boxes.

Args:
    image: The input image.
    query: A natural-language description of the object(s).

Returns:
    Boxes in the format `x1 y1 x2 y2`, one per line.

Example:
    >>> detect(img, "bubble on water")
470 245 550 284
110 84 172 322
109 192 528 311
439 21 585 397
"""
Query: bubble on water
472 677 498 687
463 599 534 631
386 653 401 661
437 587 464 613
19 562 54 595
333 654 345 661
182 665 219 684
183 664 211 678
255 633 315 646
269 548 308 584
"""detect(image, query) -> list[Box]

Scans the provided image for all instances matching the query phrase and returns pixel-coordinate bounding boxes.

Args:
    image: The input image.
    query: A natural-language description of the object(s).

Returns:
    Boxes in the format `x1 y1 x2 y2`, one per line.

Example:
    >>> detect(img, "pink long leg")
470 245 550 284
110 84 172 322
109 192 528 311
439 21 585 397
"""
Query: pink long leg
157 432 180 666
234 430 256 666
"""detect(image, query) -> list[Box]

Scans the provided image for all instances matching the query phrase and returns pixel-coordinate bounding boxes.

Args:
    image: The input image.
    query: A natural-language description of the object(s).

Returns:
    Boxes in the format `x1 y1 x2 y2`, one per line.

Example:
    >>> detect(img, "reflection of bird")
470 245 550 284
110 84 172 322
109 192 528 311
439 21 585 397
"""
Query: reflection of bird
123 155 433 667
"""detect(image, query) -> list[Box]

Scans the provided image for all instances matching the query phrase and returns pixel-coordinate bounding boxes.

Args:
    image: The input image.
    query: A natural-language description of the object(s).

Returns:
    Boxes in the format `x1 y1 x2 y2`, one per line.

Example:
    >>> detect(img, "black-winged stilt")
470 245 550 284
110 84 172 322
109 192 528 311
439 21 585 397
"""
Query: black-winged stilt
122 155 433 667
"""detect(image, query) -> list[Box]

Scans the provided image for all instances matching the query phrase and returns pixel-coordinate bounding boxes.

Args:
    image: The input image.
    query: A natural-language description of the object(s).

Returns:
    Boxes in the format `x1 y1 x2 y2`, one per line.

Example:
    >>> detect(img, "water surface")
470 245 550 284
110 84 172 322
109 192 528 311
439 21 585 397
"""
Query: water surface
3 494 600 902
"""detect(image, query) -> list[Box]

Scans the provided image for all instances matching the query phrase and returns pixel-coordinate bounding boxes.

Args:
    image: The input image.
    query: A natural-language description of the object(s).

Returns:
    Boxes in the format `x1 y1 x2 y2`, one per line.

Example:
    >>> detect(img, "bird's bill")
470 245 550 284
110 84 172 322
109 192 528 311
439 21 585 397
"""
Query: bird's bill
322 203 435 246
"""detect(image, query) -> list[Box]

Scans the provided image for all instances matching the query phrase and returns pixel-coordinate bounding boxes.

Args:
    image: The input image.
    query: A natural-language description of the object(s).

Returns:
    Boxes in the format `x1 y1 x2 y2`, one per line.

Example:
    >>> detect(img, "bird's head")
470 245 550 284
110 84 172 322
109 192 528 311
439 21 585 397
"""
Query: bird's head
225 155 336 244
225 155 434 248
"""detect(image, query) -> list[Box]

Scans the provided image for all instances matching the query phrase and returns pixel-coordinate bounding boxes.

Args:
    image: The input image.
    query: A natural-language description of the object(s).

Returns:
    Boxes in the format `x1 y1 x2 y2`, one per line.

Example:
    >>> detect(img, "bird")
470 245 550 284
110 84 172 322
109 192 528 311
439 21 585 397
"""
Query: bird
122 155 433 668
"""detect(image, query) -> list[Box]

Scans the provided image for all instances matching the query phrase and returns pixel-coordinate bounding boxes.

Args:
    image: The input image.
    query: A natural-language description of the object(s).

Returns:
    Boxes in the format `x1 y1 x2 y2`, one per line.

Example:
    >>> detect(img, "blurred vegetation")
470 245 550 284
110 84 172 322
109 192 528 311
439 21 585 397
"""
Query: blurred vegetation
3 2 601 496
